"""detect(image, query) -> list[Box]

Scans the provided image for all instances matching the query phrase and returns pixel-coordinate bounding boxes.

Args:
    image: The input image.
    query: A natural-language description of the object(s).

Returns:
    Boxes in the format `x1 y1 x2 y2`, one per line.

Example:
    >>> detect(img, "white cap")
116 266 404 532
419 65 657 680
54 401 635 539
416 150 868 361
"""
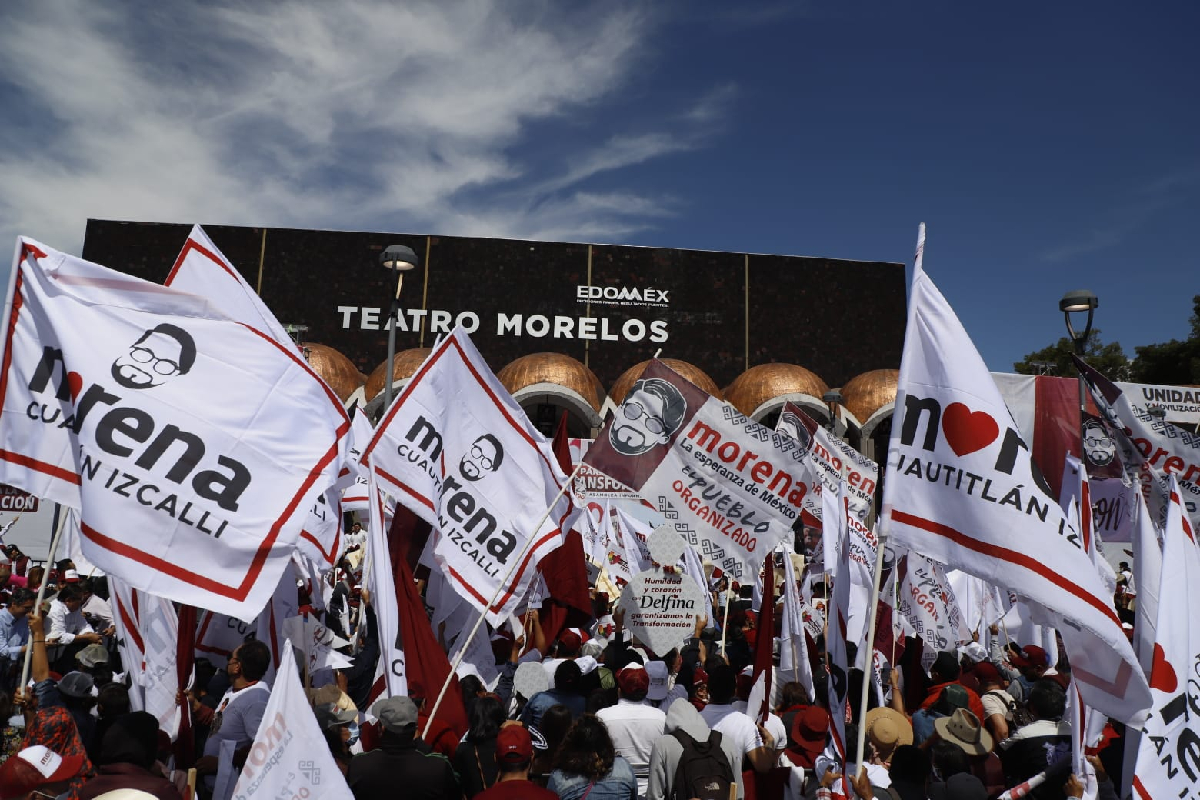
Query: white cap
645 661 669 701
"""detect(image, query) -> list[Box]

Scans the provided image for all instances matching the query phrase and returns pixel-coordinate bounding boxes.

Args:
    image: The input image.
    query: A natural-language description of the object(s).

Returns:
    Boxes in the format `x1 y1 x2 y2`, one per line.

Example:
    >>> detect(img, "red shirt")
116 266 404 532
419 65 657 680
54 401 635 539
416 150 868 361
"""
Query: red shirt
918 681 987 724
476 778 559 800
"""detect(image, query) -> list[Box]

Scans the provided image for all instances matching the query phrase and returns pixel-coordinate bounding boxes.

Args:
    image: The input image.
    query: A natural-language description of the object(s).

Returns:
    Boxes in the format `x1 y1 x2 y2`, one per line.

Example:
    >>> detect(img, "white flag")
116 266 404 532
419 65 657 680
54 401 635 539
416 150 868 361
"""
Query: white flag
881 226 1151 725
778 548 816 702
364 466 405 700
776 401 878 525
361 327 575 625
282 614 352 675
167 226 346 573
895 552 969 670
0 239 350 620
1132 481 1200 797
231 641 353 800
255 560 299 682
341 408 374 513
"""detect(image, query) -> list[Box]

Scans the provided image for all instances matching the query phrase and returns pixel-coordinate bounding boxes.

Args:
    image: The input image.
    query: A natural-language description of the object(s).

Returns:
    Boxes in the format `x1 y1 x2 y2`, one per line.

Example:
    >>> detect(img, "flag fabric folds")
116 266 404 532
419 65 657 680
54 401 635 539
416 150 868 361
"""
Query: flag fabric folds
0 239 348 620
882 227 1151 725
361 327 575 625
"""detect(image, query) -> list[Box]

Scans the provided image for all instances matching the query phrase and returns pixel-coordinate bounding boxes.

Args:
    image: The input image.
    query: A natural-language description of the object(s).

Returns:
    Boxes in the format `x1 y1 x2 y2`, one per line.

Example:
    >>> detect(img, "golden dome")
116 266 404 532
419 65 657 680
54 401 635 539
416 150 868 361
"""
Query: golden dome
497 353 604 412
609 359 723 405
300 343 364 403
365 348 433 401
724 363 829 418
842 369 899 425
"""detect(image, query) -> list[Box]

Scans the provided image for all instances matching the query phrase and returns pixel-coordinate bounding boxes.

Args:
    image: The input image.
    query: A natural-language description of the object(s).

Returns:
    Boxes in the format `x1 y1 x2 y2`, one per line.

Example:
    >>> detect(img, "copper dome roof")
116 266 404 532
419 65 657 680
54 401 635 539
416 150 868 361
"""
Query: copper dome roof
301 343 364 404
364 348 433 401
724 363 829 418
497 353 604 412
841 369 899 425
609 359 723 405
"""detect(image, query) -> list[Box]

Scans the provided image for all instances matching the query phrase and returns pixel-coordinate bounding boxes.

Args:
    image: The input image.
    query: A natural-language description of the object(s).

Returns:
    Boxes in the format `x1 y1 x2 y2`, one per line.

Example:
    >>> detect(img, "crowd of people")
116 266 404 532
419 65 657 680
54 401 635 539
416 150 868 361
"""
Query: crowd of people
0 536 1125 800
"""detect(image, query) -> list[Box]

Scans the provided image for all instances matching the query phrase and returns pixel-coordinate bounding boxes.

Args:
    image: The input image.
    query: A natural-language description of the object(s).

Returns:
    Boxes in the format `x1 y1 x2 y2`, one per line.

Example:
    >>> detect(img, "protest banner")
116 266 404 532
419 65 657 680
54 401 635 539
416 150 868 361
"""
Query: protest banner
584 359 799 582
776 401 878 525
0 239 349 620
362 326 576 625
231 642 353 800
882 225 1151 725
618 567 704 656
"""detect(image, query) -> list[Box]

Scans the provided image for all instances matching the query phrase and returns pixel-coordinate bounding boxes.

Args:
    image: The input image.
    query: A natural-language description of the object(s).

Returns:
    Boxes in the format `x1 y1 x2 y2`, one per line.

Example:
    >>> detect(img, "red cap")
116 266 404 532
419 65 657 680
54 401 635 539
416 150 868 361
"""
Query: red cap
496 725 534 765
1010 645 1049 669
0 746 85 800
973 662 1002 684
558 630 583 653
617 666 650 697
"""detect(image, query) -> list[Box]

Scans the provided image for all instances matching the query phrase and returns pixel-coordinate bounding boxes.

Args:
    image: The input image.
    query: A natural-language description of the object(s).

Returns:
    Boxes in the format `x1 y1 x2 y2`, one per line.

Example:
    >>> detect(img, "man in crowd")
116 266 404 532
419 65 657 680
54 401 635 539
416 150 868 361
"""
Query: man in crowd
45 583 104 673
347 695 459 800
195 639 272 788
476 723 557 800
0 587 34 691
597 662 667 797
698 663 776 774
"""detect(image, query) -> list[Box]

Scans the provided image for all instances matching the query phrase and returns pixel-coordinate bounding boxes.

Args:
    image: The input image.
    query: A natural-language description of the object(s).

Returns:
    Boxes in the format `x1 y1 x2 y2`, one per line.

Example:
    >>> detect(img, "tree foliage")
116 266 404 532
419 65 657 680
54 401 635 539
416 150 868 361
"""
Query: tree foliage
1014 328 1130 380
1129 294 1200 385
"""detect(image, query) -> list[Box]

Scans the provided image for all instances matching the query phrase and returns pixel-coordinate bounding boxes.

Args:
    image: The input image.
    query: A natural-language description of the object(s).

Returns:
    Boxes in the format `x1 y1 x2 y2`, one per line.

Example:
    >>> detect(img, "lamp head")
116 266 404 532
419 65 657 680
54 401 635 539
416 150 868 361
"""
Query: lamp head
1059 290 1098 313
380 244 419 273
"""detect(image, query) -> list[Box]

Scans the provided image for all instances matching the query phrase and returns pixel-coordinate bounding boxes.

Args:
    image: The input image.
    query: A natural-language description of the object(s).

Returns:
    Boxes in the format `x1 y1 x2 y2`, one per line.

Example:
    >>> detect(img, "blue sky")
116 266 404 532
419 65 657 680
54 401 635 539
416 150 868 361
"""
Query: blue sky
0 1 1196 373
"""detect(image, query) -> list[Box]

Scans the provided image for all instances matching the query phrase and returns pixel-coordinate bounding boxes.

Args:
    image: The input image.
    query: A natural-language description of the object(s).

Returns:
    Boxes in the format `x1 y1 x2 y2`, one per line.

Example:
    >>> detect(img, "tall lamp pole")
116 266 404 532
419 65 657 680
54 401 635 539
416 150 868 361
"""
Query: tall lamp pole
822 390 845 438
380 244 419 412
1060 289 1099 425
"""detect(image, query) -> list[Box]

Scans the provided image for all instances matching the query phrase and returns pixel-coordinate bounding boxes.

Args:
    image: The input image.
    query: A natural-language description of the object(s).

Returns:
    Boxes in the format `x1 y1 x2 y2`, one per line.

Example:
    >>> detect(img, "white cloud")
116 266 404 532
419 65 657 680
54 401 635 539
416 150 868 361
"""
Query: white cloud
0 1 731 256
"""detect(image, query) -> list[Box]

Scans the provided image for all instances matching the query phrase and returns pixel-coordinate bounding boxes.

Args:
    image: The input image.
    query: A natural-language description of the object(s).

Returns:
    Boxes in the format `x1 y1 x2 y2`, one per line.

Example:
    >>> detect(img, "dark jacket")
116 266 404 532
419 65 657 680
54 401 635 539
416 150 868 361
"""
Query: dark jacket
348 733 461 800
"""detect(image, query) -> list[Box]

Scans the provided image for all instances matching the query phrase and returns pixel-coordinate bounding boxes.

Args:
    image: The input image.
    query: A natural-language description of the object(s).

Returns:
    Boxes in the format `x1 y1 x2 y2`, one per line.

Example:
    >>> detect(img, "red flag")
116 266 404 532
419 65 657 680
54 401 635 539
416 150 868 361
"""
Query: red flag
173 605 196 768
392 523 468 744
539 413 593 643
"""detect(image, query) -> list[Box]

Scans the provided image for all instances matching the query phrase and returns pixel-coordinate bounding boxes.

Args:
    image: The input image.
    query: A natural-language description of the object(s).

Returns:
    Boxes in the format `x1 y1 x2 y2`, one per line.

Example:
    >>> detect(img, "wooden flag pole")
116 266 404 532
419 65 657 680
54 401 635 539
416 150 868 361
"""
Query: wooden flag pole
20 504 67 689
423 461 585 740
719 588 732 659
854 529 889 780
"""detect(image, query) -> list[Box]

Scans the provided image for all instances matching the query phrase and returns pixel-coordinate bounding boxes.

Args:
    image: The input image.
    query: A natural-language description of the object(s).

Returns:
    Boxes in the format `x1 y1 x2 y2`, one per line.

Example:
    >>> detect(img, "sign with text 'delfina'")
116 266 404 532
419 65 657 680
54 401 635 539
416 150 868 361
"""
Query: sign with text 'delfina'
619 568 705 657
584 360 799 581
0 239 349 621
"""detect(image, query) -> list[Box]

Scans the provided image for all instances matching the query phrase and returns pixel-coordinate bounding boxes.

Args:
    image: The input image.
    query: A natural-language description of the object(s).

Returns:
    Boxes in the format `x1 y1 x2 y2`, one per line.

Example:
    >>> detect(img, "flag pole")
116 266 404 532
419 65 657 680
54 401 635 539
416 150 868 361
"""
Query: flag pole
423 461 585 740
21 504 67 688
719 588 731 659
854 526 889 781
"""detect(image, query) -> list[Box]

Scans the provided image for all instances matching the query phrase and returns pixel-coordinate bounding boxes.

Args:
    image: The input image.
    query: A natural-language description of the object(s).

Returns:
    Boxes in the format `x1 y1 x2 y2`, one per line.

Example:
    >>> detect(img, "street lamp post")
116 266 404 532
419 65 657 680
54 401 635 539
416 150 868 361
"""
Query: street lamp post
1060 288 1099 424
380 244 419 412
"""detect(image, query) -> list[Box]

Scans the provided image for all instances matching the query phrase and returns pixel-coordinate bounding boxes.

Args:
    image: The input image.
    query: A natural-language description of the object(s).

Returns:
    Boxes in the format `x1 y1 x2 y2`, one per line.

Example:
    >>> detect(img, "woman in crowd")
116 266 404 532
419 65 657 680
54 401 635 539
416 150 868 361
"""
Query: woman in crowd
547 714 637 800
454 694 506 798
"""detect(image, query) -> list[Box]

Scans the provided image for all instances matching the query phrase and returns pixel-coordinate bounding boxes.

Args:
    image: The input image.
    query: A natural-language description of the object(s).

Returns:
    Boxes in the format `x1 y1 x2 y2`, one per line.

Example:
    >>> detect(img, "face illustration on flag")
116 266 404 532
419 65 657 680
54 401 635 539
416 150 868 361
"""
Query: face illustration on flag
361 327 574 625
1076 356 1200 532
585 360 799 582
776 402 878 526
882 226 1151 726
0 239 349 620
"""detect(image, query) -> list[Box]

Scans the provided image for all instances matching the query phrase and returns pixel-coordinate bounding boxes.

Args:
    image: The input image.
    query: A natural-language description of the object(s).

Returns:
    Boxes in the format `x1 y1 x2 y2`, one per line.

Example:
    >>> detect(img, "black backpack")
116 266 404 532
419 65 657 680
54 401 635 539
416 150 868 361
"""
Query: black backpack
671 729 735 800
986 689 1035 729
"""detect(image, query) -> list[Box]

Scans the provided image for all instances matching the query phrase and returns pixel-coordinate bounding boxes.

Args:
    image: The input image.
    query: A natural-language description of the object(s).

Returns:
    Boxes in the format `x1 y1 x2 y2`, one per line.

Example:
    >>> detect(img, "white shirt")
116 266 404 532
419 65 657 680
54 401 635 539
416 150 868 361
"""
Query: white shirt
83 595 114 629
47 598 94 645
699 703 763 758
598 698 666 797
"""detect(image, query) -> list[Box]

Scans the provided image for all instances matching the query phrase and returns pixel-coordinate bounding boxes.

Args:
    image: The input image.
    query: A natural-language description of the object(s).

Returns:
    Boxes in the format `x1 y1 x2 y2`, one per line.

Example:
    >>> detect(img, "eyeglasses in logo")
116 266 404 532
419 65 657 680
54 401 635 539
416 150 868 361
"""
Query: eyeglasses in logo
1081 418 1116 467
459 433 504 481
111 324 196 390
609 377 686 457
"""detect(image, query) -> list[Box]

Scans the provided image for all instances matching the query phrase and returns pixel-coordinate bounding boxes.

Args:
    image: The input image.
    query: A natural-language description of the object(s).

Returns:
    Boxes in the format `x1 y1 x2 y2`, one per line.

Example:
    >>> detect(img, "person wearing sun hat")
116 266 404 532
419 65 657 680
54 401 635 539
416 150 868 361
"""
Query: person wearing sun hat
864 706 913 765
933 708 994 757
0 744 86 800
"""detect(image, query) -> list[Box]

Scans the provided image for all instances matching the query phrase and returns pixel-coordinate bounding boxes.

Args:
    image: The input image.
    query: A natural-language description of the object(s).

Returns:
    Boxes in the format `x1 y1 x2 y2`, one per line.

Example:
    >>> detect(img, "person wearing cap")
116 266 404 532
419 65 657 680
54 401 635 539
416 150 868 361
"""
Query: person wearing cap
0 744 86 800
475 723 557 800
912 683 969 747
315 703 358 776
1004 644 1050 705
597 662 666 797
46 584 103 674
974 662 1015 742
0 587 34 692
913 651 987 726
12 611 96 795
347 696 459 800
76 711 184 800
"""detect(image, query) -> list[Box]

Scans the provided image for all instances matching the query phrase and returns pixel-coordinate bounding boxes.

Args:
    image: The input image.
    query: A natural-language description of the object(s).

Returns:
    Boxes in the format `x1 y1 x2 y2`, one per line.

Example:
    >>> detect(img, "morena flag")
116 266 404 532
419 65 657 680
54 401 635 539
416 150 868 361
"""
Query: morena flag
0 238 349 620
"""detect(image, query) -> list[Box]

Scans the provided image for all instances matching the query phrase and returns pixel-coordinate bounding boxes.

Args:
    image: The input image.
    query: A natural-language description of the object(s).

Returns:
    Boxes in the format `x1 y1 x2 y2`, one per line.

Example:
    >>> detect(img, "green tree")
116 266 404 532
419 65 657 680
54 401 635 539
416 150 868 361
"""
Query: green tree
1014 328 1130 380
1130 295 1200 385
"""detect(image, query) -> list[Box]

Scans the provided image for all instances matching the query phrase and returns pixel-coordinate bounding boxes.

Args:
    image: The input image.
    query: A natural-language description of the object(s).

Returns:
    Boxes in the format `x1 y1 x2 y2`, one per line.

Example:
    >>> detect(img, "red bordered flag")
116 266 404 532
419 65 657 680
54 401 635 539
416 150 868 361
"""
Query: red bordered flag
882 227 1151 726
0 238 349 620
361 327 575 625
